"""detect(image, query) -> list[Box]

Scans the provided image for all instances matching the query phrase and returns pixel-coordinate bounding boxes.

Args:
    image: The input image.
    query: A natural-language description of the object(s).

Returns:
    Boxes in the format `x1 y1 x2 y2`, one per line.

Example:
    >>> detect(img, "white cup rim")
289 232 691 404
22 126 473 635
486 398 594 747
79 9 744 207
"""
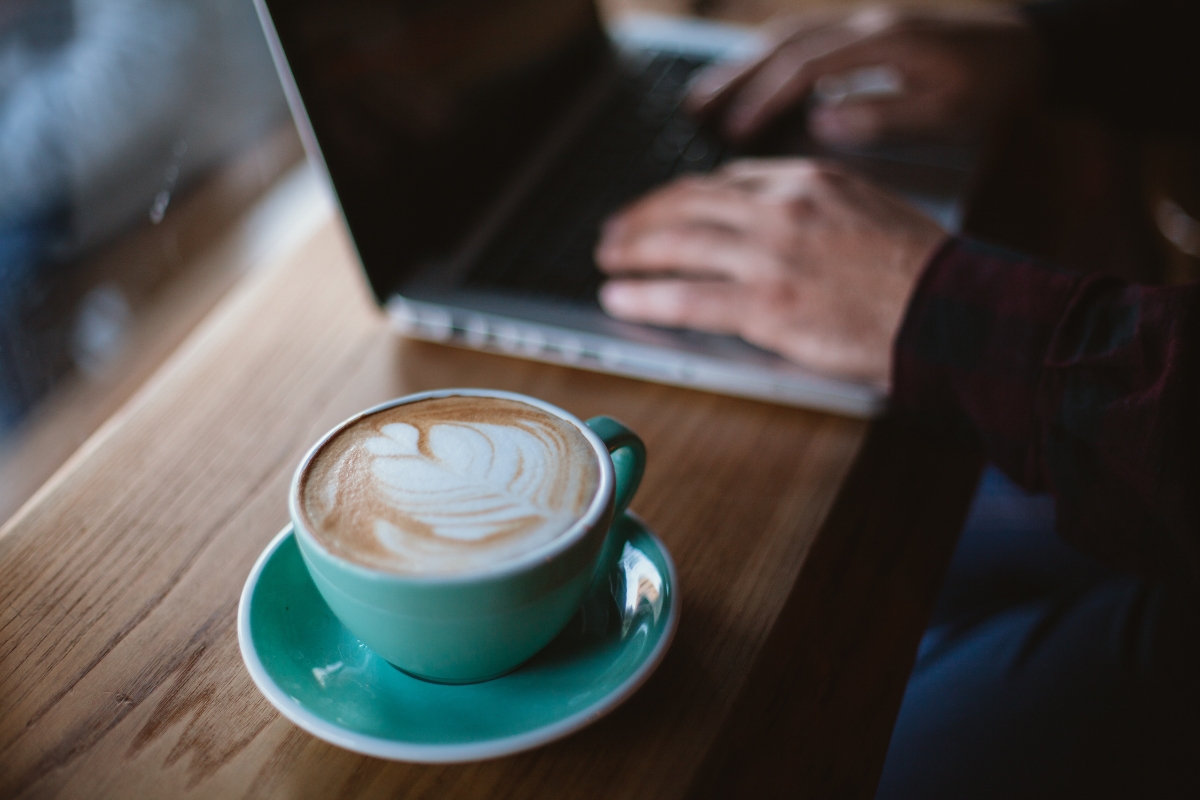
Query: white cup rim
288 388 617 586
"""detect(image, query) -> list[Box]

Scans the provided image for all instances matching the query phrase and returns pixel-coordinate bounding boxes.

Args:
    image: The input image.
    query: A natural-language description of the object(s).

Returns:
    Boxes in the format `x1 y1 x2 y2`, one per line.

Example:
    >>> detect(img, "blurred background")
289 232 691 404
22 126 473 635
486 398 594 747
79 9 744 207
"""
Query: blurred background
0 0 302 520
0 0 1197 526
0 0 288 427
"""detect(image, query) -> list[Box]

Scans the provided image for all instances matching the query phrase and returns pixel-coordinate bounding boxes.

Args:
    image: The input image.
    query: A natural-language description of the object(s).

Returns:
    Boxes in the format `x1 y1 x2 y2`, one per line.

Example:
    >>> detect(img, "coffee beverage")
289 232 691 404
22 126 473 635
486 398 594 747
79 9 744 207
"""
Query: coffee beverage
299 396 601 575
290 389 645 683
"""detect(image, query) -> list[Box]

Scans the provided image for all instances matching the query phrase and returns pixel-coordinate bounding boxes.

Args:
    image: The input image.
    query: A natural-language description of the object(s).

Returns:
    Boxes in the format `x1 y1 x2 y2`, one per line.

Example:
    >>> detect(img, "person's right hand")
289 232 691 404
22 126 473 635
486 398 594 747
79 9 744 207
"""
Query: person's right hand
596 158 947 389
688 5 1041 146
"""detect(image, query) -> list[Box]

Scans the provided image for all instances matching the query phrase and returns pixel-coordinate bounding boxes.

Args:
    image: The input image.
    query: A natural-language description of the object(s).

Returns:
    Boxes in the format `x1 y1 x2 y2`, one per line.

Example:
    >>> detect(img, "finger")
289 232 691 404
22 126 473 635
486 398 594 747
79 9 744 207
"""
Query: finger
599 279 748 334
723 34 915 141
721 46 824 141
765 8 854 40
602 178 762 242
715 157 833 194
809 102 888 145
685 59 762 116
808 91 952 145
595 224 775 282
686 10 847 115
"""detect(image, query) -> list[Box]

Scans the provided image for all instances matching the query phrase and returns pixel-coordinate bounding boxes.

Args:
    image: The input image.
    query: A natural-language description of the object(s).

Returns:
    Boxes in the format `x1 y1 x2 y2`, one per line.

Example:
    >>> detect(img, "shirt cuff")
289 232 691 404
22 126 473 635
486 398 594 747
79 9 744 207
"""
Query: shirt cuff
890 236 1089 480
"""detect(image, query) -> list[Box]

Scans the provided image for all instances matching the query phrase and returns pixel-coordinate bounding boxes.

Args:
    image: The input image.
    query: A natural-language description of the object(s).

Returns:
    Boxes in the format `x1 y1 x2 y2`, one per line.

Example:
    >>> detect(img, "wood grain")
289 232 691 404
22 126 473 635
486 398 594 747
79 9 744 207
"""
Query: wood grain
688 424 981 799
0 1 991 794
0 209 973 797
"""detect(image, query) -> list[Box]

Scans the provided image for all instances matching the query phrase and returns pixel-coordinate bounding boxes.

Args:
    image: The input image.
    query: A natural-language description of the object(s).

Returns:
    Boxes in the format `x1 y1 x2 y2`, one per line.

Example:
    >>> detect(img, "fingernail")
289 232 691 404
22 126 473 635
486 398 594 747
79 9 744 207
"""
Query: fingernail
599 282 632 314
688 65 733 103
686 82 714 105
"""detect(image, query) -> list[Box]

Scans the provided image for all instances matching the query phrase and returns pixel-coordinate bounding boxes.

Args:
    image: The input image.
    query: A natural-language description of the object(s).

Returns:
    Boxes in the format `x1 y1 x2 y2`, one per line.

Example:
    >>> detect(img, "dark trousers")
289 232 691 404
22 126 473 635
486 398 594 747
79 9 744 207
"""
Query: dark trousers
876 467 1200 799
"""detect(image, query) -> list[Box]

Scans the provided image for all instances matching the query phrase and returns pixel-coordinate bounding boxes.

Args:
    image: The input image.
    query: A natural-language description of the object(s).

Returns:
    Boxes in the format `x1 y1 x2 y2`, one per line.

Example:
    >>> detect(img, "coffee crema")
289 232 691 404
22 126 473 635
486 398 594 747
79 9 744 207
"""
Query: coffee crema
299 396 601 575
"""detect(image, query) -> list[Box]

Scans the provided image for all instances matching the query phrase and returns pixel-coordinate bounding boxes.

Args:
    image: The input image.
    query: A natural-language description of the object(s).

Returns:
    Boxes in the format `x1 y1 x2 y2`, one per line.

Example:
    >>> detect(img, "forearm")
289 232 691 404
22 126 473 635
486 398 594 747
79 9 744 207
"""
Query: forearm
893 237 1200 588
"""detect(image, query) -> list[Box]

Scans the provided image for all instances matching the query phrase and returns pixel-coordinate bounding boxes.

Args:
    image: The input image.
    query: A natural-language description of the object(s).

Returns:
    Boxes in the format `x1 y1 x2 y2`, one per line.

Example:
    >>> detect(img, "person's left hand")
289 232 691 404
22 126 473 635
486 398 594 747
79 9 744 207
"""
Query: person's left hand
684 6 1039 146
594 158 947 389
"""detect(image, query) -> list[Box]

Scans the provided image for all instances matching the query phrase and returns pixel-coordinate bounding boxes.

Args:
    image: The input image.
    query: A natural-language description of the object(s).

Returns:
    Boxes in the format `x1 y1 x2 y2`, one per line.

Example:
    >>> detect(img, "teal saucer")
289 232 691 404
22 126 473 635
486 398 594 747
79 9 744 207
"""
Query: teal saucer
237 514 678 762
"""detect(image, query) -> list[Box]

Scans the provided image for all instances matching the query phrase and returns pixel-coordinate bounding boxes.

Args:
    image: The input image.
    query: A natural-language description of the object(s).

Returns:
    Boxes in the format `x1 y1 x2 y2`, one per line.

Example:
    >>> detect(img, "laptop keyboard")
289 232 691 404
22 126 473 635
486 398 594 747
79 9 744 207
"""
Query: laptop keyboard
462 53 726 306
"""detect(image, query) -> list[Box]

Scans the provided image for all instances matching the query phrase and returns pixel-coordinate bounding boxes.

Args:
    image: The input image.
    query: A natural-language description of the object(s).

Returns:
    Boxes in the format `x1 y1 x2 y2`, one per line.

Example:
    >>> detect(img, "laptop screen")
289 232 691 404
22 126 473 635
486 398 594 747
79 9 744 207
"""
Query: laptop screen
260 0 608 302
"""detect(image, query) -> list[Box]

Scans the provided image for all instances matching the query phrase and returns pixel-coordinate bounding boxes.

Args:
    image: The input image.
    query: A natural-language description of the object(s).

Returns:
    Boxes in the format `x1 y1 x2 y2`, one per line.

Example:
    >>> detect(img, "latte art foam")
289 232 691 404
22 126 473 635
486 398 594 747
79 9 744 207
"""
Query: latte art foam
300 397 601 574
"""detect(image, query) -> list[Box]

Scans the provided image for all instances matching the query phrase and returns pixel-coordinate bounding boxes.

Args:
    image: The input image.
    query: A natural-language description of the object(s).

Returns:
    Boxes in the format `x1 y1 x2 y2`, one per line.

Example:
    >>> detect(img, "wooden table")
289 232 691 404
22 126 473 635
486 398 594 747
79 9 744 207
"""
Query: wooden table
0 0 993 792
0 179 980 797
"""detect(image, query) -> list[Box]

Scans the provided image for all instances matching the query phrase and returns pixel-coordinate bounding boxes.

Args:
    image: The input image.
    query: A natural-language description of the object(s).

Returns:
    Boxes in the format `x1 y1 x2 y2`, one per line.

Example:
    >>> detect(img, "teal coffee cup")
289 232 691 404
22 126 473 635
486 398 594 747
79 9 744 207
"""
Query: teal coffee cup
289 389 646 684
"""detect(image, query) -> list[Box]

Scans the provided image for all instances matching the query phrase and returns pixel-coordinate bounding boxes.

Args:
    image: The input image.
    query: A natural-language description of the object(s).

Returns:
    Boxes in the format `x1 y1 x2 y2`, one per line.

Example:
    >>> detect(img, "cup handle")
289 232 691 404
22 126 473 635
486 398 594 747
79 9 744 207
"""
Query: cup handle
585 416 646 586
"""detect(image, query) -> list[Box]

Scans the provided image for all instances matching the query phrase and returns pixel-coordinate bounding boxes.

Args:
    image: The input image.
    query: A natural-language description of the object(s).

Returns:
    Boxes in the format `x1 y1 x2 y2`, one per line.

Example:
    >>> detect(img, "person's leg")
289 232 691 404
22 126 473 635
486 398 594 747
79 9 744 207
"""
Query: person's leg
876 467 1200 799
927 465 1115 628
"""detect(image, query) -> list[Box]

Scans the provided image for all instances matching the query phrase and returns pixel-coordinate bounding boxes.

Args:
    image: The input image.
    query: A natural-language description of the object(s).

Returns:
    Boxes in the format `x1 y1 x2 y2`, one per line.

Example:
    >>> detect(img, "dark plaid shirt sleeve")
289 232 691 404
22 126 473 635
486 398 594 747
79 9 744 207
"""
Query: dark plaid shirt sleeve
892 237 1200 590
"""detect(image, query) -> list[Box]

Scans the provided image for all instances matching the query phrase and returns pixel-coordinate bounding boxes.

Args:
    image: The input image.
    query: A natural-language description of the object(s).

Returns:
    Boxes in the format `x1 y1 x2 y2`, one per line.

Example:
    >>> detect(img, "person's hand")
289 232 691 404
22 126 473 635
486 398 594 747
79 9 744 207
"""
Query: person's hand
595 159 946 388
688 5 1040 145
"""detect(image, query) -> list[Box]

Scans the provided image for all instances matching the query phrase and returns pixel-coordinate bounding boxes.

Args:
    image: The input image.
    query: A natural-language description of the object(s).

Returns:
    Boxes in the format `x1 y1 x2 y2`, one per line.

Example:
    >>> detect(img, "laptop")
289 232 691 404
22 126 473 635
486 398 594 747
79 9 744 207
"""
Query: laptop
253 0 972 418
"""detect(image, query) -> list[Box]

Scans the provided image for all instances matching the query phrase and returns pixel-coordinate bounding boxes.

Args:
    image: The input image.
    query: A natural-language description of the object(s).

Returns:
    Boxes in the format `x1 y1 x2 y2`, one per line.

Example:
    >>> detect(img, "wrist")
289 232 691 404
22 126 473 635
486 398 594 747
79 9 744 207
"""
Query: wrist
888 237 1086 460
